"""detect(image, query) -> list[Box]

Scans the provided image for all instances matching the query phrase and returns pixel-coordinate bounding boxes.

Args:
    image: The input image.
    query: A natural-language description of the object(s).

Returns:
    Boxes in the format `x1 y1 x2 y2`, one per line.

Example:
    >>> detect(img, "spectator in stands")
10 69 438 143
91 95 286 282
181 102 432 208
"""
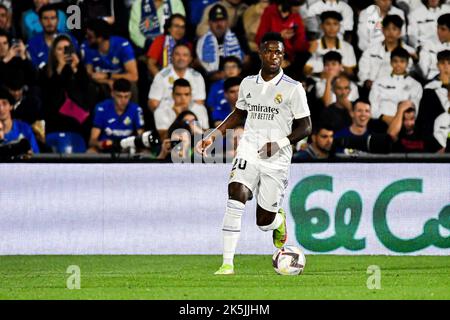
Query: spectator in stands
148 43 206 112
82 19 139 99
432 87 450 152
4 72 44 145
0 3 14 38
0 87 39 153
196 4 244 80
129 0 185 51
210 76 242 127
396 0 424 14
89 79 145 153
408 0 450 50
305 0 354 41
314 51 359 108
358 15 417 92
417 50 450 136
154 78 209 140
146 13 191 77
370 47 423 126
293 123 334 160
196 0 248 37
334 99 373 153
39 34 92 145
28 4 79 70
0 30 37 88
242 0 270 53
357 0 406 51
304 11 356 77
255 0 309 76
388 102 426 152
22 0 67 40
207 57 242 124
320 74 353 131
419 13 450 80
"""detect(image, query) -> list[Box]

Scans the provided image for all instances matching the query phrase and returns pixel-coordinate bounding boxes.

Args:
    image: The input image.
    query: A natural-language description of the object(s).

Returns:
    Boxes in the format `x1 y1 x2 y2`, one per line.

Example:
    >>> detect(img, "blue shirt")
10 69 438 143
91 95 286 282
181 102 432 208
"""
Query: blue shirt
28 32 79 69
22 9 67 40
334 127 370 153
93 99 144 141
188 0 218 25
82 36 135 74
4 120 40 153
207 80 232 122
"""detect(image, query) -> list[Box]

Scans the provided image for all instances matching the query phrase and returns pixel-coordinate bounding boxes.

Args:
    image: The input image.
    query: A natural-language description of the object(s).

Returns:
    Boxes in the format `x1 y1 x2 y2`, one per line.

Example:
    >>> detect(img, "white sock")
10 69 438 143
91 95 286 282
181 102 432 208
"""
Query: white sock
258 212 283 232
222 199 245 266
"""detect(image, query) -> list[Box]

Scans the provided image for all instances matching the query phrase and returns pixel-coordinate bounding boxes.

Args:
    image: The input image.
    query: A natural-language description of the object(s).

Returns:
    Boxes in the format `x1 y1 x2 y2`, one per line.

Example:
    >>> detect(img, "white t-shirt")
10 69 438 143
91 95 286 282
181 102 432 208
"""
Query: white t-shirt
305 38 356 74
148 65 206 108
235 70 311 169
306 0 354 35
357 4 406 51
154 102 210 131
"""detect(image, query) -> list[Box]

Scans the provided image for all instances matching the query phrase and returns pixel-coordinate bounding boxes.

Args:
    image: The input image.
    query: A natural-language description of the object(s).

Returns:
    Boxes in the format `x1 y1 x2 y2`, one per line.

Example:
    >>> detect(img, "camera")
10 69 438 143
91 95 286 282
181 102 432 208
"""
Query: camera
119 130 160 153
64 45 74 64
0 139 31 160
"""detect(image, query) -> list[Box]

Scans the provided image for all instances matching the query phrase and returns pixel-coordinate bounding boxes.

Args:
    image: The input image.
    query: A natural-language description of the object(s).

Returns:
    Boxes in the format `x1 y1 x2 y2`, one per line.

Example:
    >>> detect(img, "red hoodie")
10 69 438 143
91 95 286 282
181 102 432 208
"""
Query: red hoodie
255 4 309 61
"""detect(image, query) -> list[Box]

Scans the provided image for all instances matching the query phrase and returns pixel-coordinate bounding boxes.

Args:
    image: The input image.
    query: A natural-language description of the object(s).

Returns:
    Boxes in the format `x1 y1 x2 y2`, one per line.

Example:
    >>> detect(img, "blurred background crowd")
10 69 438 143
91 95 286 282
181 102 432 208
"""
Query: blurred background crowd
0 0 449 160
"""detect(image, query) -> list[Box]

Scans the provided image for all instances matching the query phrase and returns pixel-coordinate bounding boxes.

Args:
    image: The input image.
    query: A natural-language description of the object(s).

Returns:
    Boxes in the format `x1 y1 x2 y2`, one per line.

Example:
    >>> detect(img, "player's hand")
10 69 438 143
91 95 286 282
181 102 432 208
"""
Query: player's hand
258 142 280 159
195 136 213 157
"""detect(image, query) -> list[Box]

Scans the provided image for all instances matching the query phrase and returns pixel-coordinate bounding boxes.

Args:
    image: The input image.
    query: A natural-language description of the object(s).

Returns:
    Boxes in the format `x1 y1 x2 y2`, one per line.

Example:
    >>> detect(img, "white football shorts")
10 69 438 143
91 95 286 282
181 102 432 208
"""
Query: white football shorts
228 157 289 212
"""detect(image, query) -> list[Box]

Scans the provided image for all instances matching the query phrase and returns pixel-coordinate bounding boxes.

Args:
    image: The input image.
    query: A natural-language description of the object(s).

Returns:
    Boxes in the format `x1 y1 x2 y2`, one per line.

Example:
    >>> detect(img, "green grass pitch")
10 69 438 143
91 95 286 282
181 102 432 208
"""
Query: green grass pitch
0 255 449 300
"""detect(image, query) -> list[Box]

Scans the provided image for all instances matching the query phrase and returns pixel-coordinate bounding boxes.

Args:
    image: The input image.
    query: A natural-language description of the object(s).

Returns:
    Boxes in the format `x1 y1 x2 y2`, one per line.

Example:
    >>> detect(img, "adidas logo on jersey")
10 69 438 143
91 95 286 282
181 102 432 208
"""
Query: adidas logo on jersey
246 93 251 98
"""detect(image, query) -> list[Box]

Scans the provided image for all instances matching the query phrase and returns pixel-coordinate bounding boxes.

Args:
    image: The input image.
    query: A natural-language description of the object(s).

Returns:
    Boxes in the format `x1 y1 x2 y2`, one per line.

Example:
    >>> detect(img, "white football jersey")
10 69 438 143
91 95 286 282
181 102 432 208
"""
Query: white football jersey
235 70 311 169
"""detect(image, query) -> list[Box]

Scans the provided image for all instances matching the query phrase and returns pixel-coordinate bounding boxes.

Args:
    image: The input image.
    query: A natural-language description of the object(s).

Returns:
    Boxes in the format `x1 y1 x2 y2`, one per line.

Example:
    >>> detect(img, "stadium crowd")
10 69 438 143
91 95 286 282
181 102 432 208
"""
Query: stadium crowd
0 0 449 159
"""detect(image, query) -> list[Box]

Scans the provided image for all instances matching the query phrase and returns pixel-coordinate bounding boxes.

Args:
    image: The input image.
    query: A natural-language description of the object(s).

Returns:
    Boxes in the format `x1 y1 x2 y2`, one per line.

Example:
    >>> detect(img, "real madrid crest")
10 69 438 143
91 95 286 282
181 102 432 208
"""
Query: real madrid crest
274 93 283 104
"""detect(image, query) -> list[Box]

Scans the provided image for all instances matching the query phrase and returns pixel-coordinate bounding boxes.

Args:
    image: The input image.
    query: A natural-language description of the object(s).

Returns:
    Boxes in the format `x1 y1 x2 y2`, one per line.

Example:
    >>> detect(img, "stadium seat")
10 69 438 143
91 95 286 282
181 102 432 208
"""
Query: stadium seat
45 132 87 154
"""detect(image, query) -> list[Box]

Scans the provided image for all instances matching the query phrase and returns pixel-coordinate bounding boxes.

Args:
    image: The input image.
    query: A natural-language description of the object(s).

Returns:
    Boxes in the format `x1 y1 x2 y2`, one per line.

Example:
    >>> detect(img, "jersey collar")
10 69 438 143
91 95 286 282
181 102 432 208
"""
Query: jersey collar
256 69 284 85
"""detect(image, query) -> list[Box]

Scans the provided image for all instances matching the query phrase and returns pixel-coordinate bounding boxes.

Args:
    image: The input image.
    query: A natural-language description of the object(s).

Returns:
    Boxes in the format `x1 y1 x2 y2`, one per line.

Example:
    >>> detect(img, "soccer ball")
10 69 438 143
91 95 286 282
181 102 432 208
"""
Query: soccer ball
272 245 306 276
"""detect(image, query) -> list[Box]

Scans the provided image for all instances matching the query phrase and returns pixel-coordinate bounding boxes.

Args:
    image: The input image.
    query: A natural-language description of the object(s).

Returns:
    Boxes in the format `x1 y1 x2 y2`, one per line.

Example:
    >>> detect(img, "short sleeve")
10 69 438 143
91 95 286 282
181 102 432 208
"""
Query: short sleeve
93 104 105 129
148 73 165 100
290 84 311 119
192 73 206 101
235 81 247 111
120 39 136 64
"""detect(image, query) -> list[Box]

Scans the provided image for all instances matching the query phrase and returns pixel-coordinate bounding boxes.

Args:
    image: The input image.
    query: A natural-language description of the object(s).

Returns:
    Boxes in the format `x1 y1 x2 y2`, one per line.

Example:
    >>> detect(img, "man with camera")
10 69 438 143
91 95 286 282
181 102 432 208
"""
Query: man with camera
28 4 78 70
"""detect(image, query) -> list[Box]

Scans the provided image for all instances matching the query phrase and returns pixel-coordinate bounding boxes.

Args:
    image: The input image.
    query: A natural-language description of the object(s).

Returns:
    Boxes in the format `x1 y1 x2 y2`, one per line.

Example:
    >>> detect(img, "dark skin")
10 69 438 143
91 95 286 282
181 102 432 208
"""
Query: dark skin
196 40 312 226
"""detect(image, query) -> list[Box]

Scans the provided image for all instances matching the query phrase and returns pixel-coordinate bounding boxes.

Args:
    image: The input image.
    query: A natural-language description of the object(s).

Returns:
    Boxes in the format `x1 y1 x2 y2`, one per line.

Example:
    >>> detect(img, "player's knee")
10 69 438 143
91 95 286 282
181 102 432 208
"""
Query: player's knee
228 182 251 204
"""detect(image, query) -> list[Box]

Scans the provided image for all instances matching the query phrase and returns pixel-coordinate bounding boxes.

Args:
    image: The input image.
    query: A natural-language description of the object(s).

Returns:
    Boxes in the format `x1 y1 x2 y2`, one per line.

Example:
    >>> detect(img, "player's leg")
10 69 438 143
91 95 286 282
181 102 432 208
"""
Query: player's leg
255 169 288 248
215 159 258 275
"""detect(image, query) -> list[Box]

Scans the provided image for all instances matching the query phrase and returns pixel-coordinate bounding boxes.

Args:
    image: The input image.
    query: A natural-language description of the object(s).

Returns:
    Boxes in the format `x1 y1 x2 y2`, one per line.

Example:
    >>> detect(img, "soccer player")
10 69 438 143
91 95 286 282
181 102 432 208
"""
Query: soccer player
196 32 312 275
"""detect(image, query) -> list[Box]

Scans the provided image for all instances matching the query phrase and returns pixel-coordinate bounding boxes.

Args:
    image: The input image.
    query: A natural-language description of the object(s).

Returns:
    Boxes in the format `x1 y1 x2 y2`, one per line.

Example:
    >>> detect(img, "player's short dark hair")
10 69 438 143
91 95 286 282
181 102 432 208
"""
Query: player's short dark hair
438 13 450 29
38 4 58 19
4 71 25 91
220 56 242 70
382 15 404 29
312 122 334 135
352 98 371 111
86 18 112 40
323 51 342 64
0 86 14 106
260 32 284 46
113 79 131 93
320 11 343 23
172 78 191 92
437 50 450 62
390 46 410 61
0 28 9 41
224 77 242 92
